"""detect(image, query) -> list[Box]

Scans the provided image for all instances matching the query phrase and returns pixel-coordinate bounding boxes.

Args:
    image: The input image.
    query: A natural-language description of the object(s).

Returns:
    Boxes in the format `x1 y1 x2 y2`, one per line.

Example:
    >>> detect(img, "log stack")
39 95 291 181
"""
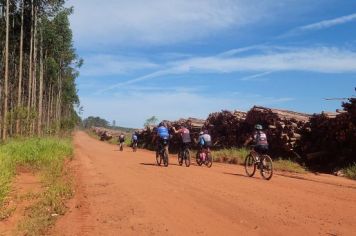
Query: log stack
300 99 356 168
204 110 248 147
245 106 311 153
137 117 205 151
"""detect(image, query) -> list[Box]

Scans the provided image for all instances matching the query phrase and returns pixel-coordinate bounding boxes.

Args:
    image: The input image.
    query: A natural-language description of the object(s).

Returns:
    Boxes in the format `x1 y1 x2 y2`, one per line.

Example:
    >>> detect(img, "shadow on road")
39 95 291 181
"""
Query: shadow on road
139 163 185 167
139 163 157 166
223 172 252 179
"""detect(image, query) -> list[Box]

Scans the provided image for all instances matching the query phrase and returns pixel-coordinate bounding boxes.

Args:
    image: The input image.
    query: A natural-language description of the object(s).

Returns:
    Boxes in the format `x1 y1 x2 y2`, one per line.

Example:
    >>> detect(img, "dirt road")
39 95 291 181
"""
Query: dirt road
52 131 356 236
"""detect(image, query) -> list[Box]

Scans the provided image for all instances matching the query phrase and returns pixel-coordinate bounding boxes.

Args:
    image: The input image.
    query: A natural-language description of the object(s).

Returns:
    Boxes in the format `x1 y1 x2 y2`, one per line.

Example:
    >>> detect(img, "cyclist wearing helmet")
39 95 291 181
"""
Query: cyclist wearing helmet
198 130 212 149
172 125 191 150
245 124 269 154
153 122 170 156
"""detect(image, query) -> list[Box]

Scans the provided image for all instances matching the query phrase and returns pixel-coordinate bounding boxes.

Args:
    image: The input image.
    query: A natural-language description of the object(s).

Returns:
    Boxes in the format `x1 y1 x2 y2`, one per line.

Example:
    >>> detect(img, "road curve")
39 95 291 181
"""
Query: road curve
52 131 356 236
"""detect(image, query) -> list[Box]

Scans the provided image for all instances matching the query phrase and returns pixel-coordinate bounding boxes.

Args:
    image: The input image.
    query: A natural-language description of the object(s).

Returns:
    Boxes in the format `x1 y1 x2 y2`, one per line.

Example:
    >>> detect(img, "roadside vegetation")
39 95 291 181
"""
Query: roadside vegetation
0 137 73 235
343 164 356 180
212 148 249 164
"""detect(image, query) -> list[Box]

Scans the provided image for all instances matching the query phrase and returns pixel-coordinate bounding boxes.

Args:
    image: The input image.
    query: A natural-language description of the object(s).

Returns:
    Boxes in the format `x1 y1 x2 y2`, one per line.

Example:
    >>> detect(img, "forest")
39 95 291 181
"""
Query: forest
0 0 81 141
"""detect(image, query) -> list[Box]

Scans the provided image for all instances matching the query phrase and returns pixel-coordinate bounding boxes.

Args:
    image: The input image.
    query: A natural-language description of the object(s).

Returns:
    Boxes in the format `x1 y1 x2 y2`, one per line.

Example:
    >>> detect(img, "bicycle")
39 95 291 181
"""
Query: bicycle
132 142 138 152
156 139 169 167
178 143 191 167
196 147 213 168
244 147 273 180
119 142 124 151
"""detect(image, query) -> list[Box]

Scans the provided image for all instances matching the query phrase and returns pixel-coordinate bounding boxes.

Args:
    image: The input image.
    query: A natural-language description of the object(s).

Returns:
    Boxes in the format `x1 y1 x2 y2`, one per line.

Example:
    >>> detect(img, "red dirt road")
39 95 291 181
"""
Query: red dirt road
52 131 356 236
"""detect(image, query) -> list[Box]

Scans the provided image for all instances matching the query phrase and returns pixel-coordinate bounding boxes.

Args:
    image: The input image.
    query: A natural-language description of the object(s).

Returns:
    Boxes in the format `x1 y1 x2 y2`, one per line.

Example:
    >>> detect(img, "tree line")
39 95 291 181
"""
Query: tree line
0 0 81 141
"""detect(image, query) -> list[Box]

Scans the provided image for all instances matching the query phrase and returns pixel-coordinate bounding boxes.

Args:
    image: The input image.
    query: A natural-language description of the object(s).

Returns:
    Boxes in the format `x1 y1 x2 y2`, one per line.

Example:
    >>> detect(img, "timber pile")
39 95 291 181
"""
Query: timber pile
245 106 311 153
91 127 114 141
91 126 132 141
204 110 248 147
300 99 356 168
137 117 205 151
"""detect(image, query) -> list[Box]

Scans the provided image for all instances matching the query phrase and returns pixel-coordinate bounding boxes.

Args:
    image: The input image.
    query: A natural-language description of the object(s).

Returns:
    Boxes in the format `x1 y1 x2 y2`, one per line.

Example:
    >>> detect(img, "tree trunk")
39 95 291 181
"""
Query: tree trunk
27 0 34 135
31 6 38 135
16 0 24 135
2 0 10 140
37 29 43 136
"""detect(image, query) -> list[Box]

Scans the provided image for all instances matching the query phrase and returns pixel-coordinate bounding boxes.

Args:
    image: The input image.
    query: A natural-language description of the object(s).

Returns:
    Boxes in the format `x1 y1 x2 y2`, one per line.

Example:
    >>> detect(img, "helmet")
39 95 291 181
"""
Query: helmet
204 130 209 134
159 122 165 127
255 124 263 130
199 131 204 135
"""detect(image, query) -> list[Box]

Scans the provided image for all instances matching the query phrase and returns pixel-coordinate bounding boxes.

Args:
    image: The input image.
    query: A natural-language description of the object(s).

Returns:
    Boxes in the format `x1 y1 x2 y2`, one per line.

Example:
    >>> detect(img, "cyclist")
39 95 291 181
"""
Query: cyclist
197 130 212 161
131 131 138 146
244 124 269 155
153 122 170 157
172 125 192 153
118 133 125 150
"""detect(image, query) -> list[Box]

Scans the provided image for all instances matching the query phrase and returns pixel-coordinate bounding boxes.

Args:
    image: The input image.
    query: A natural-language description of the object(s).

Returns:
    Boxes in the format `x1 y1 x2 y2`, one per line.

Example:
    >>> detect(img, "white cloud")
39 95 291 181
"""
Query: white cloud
240 71 273 81
67 0 309 47
282 13 356 37
299 13 356 31
81 54 159 76
101 46 356 92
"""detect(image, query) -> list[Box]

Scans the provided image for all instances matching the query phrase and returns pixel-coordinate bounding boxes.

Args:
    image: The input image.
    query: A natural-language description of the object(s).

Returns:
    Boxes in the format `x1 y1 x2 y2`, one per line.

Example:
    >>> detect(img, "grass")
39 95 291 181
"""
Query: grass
211 148 307 174
0 137 73 235
273 159 307 174
343 164 356 180
212 148 249 164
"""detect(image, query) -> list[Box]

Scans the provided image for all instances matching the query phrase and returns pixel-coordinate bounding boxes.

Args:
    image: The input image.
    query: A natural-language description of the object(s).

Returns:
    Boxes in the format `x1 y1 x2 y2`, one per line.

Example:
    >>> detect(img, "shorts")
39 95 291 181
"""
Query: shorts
254 145 268 154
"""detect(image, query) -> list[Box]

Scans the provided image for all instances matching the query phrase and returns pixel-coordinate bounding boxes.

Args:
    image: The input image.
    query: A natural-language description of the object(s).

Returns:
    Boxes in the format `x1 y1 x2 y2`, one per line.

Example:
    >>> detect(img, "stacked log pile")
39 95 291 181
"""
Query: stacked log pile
91 127 132 141
300 98 356 169
91 127 114 141
204 110 248 147
137 117 205 151
245 106 311 153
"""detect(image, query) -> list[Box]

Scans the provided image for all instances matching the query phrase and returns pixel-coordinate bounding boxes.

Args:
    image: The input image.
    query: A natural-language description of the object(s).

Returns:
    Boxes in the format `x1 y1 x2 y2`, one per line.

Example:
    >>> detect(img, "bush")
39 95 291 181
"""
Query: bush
343 164 356 180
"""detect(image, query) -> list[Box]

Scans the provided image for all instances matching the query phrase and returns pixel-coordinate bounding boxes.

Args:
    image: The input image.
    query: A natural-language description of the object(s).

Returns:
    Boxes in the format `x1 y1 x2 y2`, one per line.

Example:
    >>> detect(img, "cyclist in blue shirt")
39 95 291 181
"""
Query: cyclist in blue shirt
153 122 170 157
131 132 138 146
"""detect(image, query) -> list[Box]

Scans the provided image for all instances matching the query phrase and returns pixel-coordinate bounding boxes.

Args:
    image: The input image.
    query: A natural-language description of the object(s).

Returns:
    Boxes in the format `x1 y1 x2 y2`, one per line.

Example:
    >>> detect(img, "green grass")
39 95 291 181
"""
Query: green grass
343 164 356 180
211 148 307 174
273 159 307 174
212 148 249 164
0 137 73 235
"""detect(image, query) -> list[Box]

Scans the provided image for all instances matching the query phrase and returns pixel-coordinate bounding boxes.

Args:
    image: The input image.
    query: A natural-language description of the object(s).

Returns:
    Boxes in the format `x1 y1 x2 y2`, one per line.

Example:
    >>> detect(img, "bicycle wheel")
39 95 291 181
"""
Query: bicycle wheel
163 147 169 167
196 152 203 166
260 155 273 180
120 144 123 151
205 153 213 168
156 151 162 166
245 154 256 177
178 151 183 166
184 149 191 167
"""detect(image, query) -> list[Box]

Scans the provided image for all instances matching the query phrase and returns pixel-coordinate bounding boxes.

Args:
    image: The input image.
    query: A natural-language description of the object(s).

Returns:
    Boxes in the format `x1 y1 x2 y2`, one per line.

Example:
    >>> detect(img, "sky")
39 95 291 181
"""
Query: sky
67 0 356 128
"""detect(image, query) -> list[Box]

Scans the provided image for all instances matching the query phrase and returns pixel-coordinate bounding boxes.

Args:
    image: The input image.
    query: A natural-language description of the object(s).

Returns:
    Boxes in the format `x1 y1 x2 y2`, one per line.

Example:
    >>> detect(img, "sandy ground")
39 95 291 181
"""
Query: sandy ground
51 131 356 236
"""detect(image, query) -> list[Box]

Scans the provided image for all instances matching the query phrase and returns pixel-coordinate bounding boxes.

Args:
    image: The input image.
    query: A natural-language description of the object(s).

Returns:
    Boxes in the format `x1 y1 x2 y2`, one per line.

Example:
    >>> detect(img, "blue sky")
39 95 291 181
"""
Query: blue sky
67 0 356 128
